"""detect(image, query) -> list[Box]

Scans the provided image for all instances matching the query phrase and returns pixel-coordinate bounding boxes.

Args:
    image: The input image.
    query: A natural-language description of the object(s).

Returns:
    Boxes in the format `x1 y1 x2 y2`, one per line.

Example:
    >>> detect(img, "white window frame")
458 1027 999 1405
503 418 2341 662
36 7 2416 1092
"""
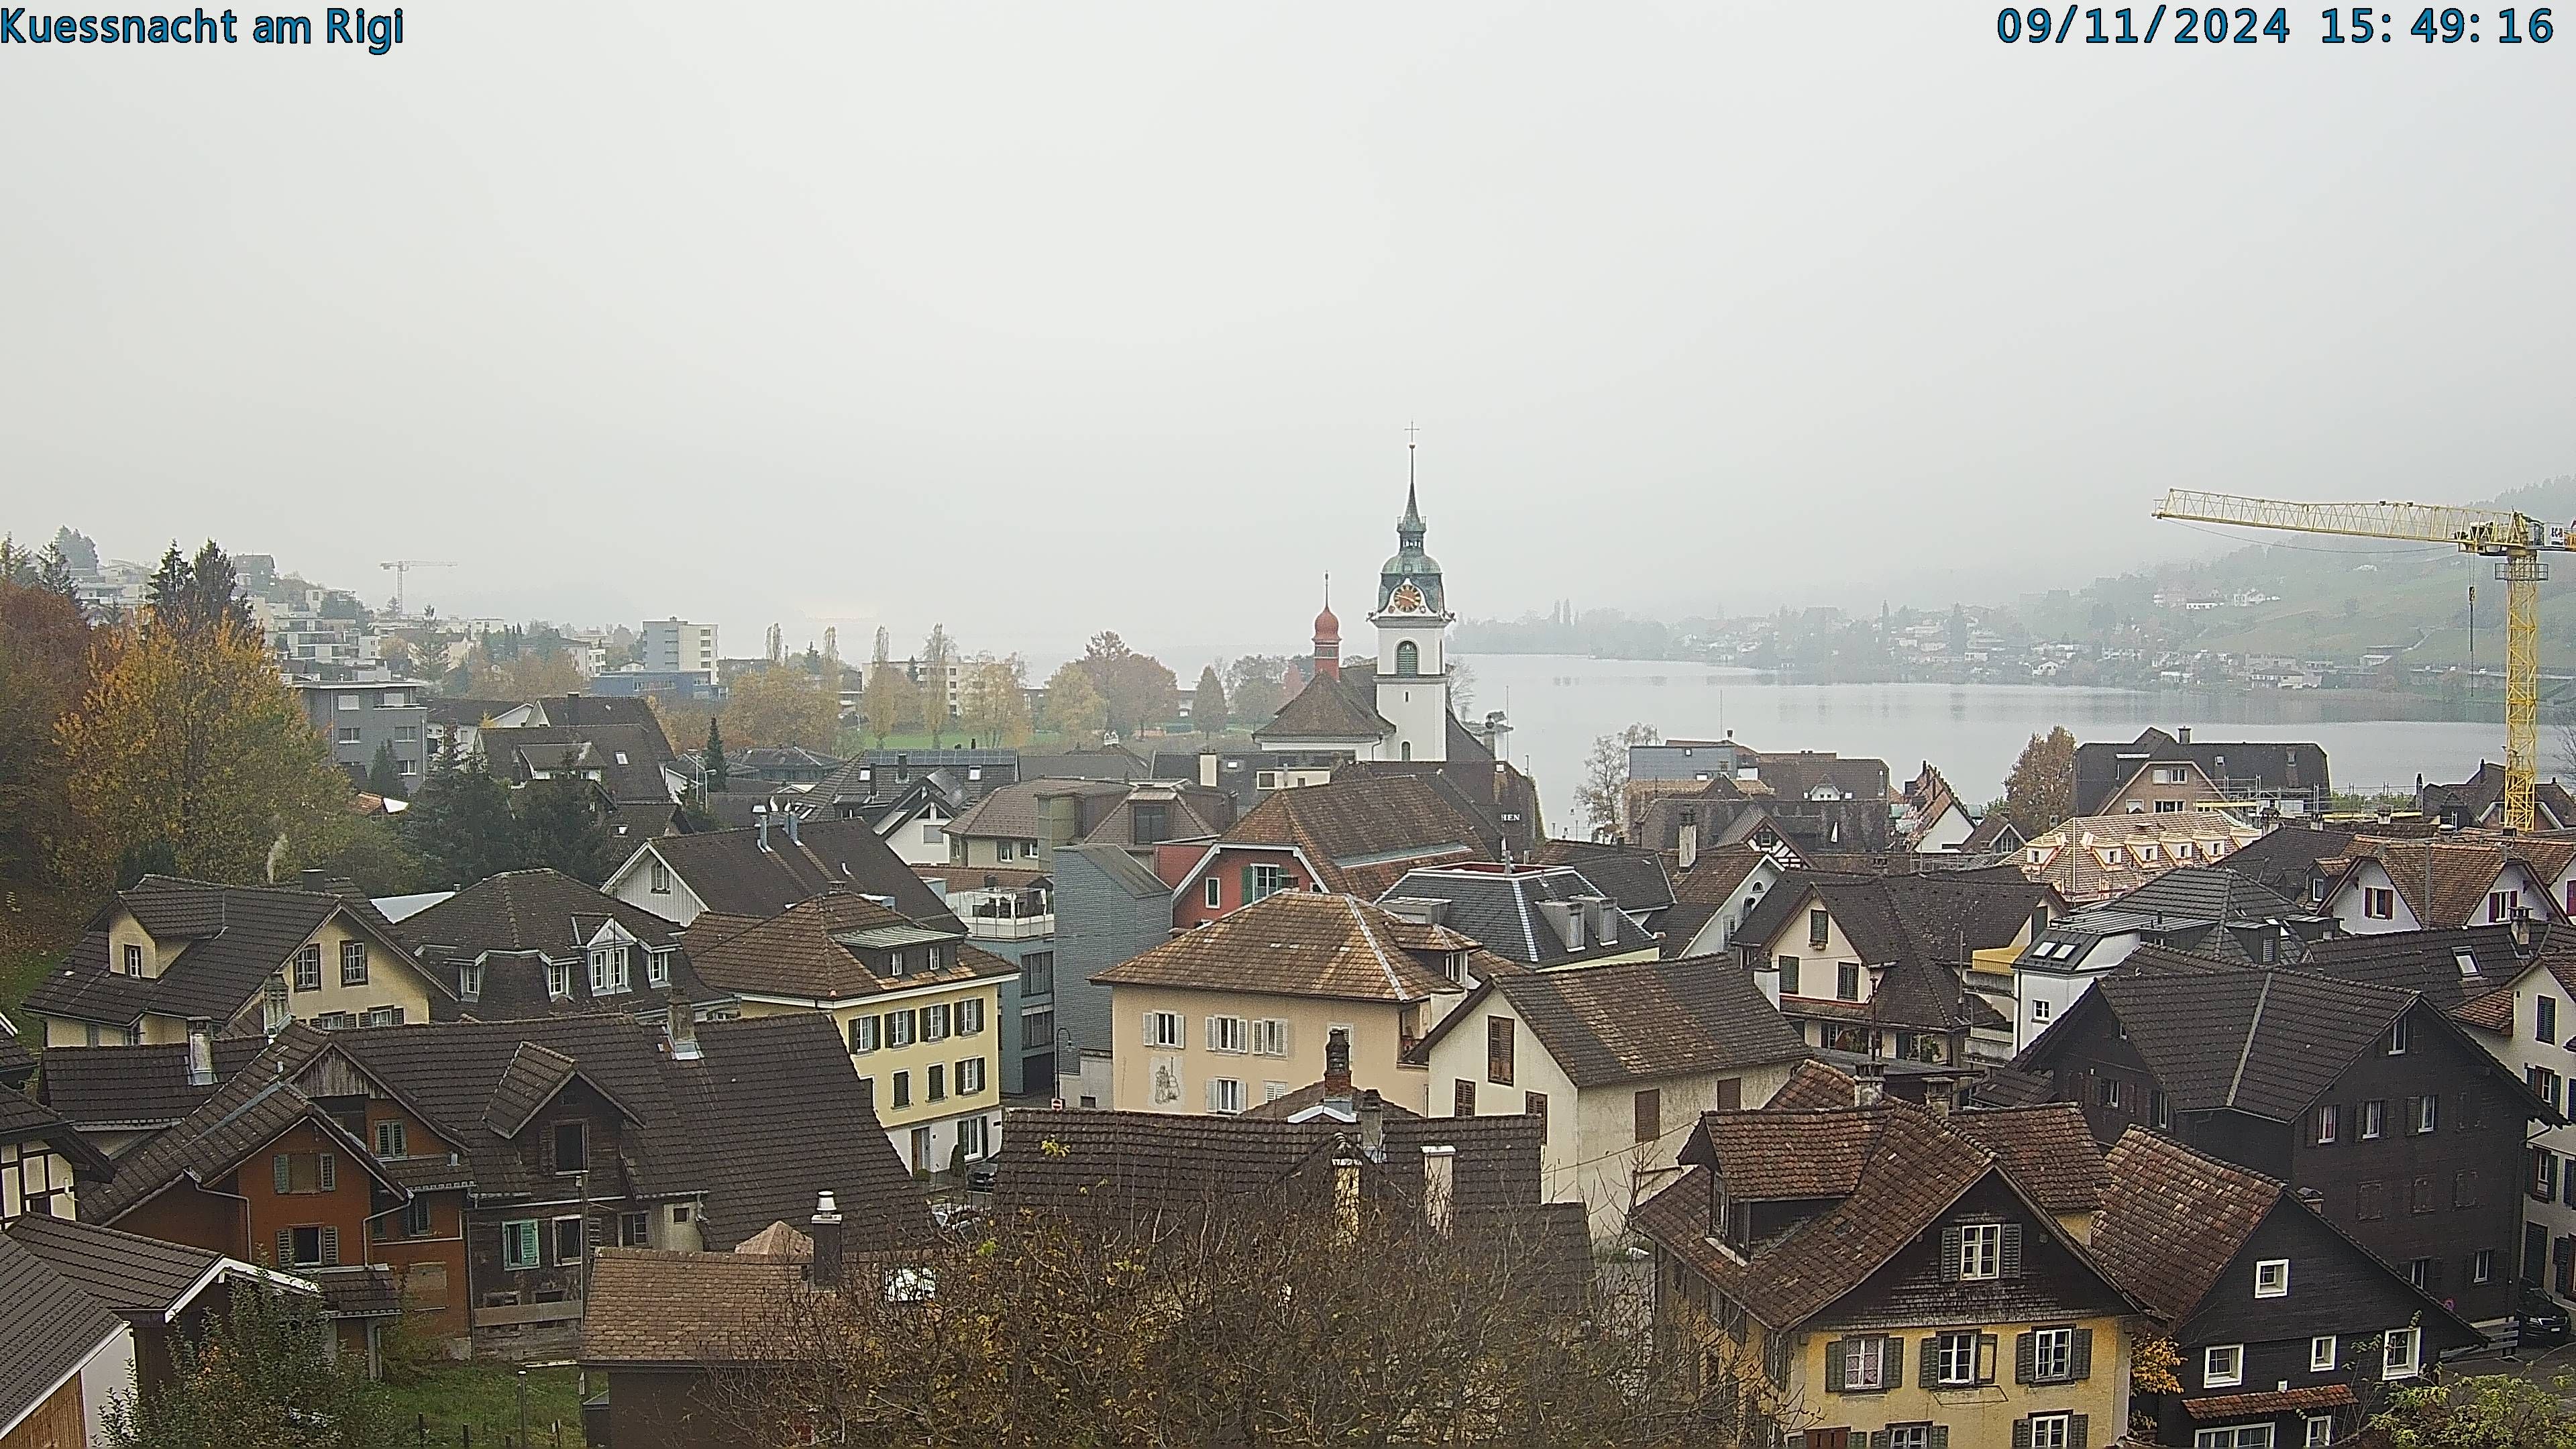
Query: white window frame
2032 1326 2073 1383
1209 1077 1246 1115
957 997 984 1035
1842 1335 1885 1391
588 945 629 996
2416 1094 2438 1133
501 1218 541 1271
2029 1414 2072 1449
957 1057 985 1095
2204 1342 2245 1389
1957 1222 2002 1281
2254 1258 2290 1298
1209 1015 1249 1054
545 960 572 999
1144 1011 1183 1049
1204 877 1222 909
2304 1415 2333 1447
339 939 369 986
923 1003 951 1042
1249 863 1289 901
849 1014 879 1054
2194 1430 2273 1449
2309 1334 2336 1372
645 948 671 988
2382 1326 2420 1379
294 943 321 991
1888 1428 1930 1449
2362 1099 2385 1139
1935 1330 1978 1386
649 858 672 894
1251 1018 1289 1057
2387 1017 2411 1055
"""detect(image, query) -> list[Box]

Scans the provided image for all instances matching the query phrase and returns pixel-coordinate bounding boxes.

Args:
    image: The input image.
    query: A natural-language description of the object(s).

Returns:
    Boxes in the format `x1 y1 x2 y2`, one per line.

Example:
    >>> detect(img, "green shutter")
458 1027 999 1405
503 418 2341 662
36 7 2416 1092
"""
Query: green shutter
1882 1336 1903 1389
2071 1328 2092 1381
1940 1225 1964 1279
2069 1413 2089 1449
273 1154 291 1194
1870 1434 1890 1449
1240 866 1254 904
1919 1335 1941 1386
318 1152 335 1191
2015 1331 2036 1384
1929 1430 1949 1449
2011 1418 2031 1449
320 1226 339 1265
1824 1338 1847 1393
2000 1221 2024 1276
273 1228 292 1266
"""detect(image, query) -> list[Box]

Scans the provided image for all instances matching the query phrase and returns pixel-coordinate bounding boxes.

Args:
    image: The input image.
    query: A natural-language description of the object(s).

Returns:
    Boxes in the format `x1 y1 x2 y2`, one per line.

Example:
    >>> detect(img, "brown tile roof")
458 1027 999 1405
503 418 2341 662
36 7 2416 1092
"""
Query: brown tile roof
2092 1129 2279 1322
580 1247 806 1365
1216 774 1493 897
1764 1059 1857 1110
942 777 1129 841
2182 1385 2357 1420
1242 1079 1426 1122
1945 1104 2107 1216
1658 843 1773 956
1093 892 1468 1003
36 1034 270 1131
679 891 1008 1003
2326 837 2544 930
1641 1105 2001 1329
398 868 681 955
4 1213 235 1317
1415 955 1807 1088
2015 812 2267 902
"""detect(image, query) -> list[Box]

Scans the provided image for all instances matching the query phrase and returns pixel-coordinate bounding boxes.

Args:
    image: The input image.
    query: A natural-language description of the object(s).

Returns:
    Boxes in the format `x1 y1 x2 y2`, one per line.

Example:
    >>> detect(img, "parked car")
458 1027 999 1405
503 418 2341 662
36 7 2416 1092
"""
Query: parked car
965 1159 999 1194
2516 1289 2572 1351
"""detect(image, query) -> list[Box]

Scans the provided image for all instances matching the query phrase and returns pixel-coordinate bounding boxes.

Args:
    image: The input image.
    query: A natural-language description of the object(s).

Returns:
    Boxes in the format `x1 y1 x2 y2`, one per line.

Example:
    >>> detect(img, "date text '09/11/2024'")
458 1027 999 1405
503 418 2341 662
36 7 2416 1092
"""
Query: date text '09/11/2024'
1998 5 2553 42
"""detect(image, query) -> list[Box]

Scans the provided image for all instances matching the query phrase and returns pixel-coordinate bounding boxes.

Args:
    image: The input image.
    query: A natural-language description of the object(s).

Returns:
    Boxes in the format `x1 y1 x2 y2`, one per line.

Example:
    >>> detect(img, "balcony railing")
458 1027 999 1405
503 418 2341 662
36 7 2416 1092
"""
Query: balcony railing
963 913 1055 941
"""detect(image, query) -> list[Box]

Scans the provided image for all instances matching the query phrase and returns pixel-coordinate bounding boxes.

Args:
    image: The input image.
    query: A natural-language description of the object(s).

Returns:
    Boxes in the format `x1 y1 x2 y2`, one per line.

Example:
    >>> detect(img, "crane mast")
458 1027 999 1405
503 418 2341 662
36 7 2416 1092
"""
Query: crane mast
2153 490 2575 833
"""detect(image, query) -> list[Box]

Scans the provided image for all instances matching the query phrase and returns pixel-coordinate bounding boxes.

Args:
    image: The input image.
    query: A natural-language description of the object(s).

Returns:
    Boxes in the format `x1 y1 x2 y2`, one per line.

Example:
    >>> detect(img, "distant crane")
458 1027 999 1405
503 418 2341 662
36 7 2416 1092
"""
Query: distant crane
378 559 456 619
2153 490 2575 832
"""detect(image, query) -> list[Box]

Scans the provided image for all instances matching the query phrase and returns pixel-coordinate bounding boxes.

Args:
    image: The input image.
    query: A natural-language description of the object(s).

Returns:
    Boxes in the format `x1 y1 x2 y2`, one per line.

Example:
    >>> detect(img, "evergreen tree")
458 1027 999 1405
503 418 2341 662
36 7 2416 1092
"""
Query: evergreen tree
519 775 616 883
394 765 524 887
115 839 179 890
364 741 406 800
35 544 79 604
144 543 193 624
186 541 254 635
705 716 729 792
1191 665 1228 738
50 527 98 574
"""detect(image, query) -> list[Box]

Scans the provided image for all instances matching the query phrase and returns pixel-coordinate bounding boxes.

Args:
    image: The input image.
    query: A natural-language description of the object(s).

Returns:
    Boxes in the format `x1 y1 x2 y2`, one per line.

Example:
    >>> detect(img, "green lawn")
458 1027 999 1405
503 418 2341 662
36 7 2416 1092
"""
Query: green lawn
0 881 93 1016
372 1362 588 1448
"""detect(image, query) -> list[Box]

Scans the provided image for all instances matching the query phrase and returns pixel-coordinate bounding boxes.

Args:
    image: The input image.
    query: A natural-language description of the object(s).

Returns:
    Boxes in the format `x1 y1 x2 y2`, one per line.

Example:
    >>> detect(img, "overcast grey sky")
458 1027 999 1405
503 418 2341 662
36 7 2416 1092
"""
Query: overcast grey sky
4 2 2569 669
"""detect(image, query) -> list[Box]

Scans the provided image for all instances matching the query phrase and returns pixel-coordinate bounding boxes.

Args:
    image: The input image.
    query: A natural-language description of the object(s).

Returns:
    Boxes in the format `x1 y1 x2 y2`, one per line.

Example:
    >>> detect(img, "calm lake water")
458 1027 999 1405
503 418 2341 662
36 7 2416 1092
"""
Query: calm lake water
1459 654 2512 833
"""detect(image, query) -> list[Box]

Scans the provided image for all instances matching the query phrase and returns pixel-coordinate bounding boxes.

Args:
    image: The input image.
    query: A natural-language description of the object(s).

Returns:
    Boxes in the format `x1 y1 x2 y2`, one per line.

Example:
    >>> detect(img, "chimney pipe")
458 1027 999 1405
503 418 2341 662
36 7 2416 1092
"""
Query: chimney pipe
2178 727 2192 745
1854 1061 1886 1108
1323 1026 1353 1102
185 1019 215 1087
1678 818 1700 872
1420 1144 1456 1235
1358 1089 1386 1162
782 811 800 845
755 809 771 851
808 1189 845 1291
667 987 702 1061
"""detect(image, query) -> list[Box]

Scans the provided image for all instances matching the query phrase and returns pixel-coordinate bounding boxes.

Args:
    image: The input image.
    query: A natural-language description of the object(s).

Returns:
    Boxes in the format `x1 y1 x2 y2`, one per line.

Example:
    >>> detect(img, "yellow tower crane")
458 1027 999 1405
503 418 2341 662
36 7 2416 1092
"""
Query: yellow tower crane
2153 490 2575 833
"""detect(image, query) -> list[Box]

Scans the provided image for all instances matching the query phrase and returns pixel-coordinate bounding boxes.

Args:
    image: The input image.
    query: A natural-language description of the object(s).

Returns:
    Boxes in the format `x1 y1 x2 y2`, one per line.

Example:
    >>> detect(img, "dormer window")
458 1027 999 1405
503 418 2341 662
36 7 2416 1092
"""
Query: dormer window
646 948 671 989
123 943 144 977
460 963 484 1002
588 946 630 996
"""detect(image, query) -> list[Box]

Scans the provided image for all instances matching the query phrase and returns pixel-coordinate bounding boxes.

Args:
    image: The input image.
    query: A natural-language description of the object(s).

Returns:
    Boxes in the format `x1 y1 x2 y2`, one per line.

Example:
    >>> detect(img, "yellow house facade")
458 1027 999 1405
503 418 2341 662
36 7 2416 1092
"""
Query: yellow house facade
28 878 440 1049
1091 890 1474 1119
1637 1103 2143 1449
680 892 1015 1177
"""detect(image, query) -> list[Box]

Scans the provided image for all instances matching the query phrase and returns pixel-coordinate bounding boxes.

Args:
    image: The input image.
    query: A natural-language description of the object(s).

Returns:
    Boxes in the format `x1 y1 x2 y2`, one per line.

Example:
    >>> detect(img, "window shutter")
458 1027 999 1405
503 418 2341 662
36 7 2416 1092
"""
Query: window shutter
1882 1336 1904 1389
1205 1079 1220 1112
587 1217 606 1248
539 1127 555 1174
2404 1095 2421 1132
1205 1016 1220 1051
1240 866 1254 903
2069 1413 2089 1449
1919 1336 1940 1386
1142 1011 1156 1044
1941 1225 1964 1280
1870 1434 1890 1449
1929 1430 1948 1449
1277 1020 1292 1055
1978 1333 1999 1385
2014 1331 2036 1384
318 1153 336 1191
273 1154 291 1195
2011 1418 2031 1449
2072 1327 2092 1381
320 1226 339 1265
274 1228 292 1266
2000 1221 2024 1277
1827 1338 1853 1393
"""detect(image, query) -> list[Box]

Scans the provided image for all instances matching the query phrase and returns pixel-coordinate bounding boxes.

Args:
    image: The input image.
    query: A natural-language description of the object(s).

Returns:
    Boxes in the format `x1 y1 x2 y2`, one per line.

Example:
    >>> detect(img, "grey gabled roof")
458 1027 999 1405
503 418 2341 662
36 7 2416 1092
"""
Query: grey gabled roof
1375 862 1649 967
639 816 958 928
2104 865 2304 924
0 1232 124 1433
3 1214 238 1319
1057 841 1173 900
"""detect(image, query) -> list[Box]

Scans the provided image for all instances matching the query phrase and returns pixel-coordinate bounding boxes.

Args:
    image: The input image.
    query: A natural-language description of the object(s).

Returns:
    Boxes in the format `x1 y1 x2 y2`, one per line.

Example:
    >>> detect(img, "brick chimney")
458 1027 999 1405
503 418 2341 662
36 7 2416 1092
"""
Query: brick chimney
1323 1026 1353 1116
807 1189 844 1291
184 1020 215 1088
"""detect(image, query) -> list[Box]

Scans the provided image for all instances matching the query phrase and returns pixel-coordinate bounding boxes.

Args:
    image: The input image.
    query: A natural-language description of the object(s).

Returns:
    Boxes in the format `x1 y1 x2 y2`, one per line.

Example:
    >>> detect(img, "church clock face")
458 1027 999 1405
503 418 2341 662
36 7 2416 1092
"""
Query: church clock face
1389 582 1426 613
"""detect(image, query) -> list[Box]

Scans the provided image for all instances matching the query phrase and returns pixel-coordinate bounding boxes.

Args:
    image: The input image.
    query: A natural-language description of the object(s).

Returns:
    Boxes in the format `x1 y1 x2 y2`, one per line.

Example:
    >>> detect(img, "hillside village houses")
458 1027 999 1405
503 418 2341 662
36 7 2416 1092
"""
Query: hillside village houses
45 508 2576 1446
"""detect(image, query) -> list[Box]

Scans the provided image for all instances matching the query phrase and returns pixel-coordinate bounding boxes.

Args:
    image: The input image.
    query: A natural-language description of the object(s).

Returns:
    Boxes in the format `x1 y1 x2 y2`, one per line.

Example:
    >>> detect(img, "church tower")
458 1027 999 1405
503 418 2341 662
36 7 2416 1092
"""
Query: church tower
1371 466 1451 763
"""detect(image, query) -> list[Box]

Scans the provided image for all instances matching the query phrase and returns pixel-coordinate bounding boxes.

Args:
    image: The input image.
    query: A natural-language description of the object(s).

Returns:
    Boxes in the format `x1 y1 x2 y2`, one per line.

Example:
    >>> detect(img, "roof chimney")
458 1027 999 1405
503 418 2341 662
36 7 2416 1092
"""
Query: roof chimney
1853 1060 1886 1108
1358 1089 1386 1163
755 808 771 851
1678 812 1700 871
1420 1144 1456 1235
667 988 702 1061
2178 727 2191 745
782 811 800 845
1323 1026 1354 1114
185 1020 215 1088
807 1189 844 1291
